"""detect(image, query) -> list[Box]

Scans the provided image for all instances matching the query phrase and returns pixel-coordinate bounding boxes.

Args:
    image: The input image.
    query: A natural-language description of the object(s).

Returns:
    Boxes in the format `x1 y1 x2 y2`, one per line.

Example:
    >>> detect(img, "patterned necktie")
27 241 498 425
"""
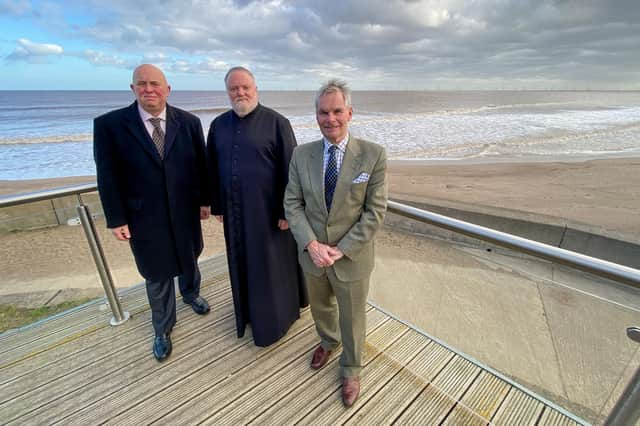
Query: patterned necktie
325 145 338 211
149 117 165 159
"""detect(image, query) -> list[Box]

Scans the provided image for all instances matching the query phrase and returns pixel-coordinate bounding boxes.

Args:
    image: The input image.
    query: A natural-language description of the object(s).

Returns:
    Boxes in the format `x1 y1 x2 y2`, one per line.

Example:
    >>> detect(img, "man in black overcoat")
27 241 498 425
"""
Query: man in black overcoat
207 66 307 347
94 64 211 361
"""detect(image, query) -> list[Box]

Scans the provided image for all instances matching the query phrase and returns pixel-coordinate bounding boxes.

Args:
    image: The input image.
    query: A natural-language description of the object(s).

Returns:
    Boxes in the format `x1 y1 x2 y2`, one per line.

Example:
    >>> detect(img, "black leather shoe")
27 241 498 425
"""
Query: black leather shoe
186 296 210 315
153 334 172 361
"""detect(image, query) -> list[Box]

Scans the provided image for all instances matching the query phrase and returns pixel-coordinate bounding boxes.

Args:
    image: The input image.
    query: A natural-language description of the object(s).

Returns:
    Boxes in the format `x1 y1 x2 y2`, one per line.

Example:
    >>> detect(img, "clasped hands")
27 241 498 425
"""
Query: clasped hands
306 240 344 268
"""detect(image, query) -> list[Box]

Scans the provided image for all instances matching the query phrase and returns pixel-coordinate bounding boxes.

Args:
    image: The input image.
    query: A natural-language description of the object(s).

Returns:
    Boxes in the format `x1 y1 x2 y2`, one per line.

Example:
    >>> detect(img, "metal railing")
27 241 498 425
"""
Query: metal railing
386 199 639 426
0 182 129 326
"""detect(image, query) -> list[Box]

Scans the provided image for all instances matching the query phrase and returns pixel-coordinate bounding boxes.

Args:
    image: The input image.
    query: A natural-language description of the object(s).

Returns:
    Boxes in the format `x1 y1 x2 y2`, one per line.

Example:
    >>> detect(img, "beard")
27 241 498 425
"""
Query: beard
231 98 258 117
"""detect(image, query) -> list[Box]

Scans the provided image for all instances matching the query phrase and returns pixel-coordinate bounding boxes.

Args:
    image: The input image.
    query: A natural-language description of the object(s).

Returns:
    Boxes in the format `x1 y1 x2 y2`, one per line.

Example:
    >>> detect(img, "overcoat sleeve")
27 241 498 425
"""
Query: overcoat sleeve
191 115 210 207
93 116 126 228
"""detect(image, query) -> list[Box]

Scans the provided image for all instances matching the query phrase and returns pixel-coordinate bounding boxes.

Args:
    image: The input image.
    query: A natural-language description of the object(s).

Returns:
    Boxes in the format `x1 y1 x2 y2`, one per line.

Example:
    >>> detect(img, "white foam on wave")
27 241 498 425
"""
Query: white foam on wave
0 134 92 145
334 105 640 159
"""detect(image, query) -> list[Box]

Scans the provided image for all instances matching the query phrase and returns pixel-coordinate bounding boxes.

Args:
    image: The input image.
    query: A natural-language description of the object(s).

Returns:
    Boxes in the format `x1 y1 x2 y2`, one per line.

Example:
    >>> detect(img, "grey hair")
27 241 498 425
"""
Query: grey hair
315 79 351 110
224 66 256 85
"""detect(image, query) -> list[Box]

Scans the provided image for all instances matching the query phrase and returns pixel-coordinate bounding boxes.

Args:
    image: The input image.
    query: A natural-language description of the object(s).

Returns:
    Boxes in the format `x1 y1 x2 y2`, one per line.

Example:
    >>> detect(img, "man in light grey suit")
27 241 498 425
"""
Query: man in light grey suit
284 79 387 407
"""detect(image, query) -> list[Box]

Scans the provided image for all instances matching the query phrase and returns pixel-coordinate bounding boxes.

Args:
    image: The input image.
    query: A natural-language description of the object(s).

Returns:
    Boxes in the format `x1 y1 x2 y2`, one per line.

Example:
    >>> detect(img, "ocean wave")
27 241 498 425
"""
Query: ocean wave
189 107 230 114
0 134 92 145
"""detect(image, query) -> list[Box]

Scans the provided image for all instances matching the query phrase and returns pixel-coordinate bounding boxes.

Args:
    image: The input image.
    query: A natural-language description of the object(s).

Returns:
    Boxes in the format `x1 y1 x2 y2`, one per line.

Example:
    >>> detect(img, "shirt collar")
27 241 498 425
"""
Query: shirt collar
138 104 167 123
323 133 349 154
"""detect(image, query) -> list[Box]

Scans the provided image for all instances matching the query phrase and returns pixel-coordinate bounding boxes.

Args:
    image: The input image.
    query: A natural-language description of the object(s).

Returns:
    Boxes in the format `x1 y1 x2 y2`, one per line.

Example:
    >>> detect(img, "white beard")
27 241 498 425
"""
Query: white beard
232 99 258 117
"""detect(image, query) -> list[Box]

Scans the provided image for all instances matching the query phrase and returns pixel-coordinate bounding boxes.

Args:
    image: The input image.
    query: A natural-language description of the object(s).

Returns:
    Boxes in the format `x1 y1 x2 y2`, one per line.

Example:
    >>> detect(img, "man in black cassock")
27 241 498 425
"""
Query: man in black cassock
207 66 307 347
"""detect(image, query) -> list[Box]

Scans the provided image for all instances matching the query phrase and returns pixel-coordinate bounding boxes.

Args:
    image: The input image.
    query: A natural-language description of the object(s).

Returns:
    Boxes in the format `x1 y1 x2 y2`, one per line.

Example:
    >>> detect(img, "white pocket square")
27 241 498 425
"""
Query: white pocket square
352 172 370 183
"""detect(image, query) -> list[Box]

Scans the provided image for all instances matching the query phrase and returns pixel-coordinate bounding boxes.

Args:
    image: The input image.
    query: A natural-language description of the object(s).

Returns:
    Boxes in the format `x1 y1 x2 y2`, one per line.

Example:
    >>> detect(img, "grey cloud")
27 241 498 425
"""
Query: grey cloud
20 0 640 88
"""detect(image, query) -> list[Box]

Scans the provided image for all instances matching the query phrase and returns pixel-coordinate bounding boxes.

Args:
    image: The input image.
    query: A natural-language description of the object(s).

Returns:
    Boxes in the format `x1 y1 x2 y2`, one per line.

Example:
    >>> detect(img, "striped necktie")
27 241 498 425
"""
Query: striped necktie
149 117 165 159
325 145 338 211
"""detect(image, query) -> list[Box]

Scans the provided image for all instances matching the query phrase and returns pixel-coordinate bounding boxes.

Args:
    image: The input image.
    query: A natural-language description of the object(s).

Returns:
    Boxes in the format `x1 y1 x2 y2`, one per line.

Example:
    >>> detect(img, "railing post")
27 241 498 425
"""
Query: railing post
604 327 640 426
76 198 129 326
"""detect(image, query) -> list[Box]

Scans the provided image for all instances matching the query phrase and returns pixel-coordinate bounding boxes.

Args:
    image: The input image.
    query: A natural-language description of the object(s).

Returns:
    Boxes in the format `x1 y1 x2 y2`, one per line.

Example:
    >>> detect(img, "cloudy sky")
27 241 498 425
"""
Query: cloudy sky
1 0 639 90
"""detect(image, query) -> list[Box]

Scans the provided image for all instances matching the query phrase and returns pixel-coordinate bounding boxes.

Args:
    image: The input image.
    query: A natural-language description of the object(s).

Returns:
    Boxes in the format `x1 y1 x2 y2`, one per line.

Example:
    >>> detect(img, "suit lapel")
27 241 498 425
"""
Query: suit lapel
306 140 326 213
123 102 162 166
163 105 181 159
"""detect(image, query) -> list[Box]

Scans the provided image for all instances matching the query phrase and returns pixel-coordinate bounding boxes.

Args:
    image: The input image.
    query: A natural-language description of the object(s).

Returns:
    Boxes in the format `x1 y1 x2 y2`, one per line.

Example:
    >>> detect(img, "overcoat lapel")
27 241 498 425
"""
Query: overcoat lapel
163 105 181 159
123 102 162 166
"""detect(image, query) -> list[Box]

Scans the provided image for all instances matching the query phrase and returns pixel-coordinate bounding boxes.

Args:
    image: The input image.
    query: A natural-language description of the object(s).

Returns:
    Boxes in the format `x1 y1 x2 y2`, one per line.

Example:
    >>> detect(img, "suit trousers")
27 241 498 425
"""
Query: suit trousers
146 263 202 336
304 268 370 378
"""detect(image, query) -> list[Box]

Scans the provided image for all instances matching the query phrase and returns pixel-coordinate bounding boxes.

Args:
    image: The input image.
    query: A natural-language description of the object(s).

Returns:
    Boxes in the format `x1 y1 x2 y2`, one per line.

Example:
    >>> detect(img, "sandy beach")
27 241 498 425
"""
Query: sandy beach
1 156 639 302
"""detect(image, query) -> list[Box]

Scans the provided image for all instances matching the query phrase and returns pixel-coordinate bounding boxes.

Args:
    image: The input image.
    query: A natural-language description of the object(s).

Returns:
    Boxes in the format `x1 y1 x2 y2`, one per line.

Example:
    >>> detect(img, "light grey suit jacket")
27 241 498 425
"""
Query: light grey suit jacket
284 136 388 281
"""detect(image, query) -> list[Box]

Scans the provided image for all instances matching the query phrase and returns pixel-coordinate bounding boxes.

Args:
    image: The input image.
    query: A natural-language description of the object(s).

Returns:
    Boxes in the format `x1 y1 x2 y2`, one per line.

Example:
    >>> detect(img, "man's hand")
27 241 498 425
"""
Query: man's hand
278 219 289 231
111 224 131 241
200 206 211 220
215 215 223 223
306 240 335 268
327 246 344 262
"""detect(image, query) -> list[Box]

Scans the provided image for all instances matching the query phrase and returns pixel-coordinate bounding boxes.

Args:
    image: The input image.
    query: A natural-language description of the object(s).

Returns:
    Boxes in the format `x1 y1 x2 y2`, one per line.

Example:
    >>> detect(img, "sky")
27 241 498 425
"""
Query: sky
1 0 639 90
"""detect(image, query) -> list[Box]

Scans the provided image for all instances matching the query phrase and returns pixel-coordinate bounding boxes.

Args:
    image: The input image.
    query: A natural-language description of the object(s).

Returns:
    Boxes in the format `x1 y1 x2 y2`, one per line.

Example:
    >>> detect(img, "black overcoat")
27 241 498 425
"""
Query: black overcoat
94 102 209 282
207 104 307 346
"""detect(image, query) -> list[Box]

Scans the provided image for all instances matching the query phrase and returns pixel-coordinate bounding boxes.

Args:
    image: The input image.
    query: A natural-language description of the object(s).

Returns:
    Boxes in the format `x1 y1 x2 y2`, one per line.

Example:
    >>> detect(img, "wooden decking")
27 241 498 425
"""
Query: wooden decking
0 254 586 425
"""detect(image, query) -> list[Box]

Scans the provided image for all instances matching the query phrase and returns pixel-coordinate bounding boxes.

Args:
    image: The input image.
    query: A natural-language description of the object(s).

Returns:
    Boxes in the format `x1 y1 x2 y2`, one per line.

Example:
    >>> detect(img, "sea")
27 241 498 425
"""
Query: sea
1 90 640 180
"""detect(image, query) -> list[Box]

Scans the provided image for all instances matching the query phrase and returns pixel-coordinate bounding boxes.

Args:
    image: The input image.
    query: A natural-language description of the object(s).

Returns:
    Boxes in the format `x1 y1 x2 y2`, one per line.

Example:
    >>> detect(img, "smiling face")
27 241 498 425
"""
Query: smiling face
130 64 171 116
316 90 353 144
225 69 258 117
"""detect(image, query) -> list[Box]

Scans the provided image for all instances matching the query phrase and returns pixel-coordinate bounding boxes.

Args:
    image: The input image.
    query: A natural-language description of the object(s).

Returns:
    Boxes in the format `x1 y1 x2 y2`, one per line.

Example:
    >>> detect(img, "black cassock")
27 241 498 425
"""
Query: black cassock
207 104 308 346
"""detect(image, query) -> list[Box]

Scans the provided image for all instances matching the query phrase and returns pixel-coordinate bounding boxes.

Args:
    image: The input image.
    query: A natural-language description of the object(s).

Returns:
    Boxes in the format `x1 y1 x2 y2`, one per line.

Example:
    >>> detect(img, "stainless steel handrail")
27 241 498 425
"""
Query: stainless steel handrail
0 182 98 208
387 199 639 426
0 182 129 326
387 200 640 288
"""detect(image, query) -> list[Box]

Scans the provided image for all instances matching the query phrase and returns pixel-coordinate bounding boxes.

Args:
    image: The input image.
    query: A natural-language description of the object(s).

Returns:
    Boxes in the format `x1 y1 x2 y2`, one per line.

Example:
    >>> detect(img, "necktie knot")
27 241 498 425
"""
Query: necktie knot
149 117 165 159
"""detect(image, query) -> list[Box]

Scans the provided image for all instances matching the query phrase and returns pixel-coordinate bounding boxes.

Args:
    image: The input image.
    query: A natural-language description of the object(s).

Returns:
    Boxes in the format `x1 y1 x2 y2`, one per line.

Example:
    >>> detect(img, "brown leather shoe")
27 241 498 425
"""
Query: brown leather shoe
310 345 332 369
342 376 360 407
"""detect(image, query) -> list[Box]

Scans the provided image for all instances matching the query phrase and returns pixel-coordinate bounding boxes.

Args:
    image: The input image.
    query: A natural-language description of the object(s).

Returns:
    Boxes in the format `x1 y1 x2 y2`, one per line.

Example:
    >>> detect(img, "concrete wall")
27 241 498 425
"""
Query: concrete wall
0 192 103 233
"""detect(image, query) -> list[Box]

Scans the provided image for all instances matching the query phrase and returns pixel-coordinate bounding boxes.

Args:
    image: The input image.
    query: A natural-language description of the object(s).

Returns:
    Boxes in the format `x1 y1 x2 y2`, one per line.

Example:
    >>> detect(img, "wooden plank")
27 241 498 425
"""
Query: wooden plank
1 291 235 424
342 340 454 425
97 309 322 426
0 285 232 403
442 370 511 425
538 407 582 426
295 328 428 426
195 308 392 426
394 354 480 424
0 271 228 368
0 282 230 381
0 254 228 349
491 387 545 425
